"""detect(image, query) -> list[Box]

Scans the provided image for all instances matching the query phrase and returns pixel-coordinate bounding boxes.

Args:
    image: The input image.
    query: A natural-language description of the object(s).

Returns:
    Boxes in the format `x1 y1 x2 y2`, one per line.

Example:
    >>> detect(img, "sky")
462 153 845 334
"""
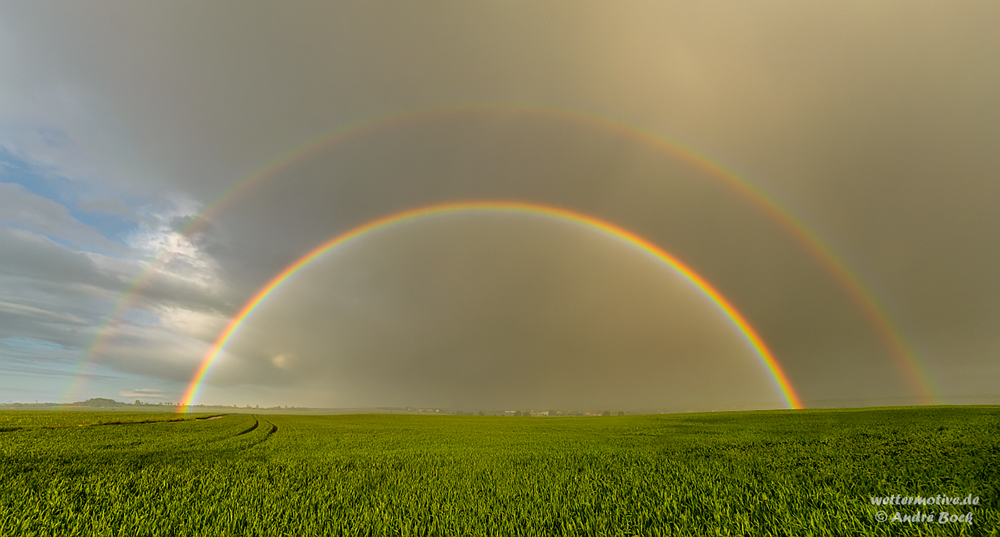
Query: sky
1 1 998 411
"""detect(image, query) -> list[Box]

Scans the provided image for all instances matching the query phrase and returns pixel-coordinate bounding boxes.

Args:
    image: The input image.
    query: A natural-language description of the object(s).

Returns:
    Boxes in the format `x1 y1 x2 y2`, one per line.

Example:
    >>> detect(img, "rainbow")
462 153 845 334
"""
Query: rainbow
73 103 937 404
178 201 803 411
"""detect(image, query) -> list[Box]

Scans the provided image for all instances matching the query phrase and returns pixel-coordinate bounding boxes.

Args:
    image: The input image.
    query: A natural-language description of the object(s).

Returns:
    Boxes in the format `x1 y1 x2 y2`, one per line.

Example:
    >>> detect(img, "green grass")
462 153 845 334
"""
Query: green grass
1 406 997 536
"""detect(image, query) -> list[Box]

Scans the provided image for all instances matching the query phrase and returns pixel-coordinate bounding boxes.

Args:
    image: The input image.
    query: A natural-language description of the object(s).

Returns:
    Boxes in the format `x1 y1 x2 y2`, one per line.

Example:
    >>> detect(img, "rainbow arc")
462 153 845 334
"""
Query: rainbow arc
179 201 803 411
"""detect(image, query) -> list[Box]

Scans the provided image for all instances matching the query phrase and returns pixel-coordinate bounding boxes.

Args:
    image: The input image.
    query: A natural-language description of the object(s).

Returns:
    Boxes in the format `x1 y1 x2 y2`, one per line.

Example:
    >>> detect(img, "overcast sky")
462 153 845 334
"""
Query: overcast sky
1 1 997 411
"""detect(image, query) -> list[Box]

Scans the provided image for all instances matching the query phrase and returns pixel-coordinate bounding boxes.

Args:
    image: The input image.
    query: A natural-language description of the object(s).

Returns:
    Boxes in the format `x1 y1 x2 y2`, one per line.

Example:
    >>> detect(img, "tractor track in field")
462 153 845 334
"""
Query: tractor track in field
235 416 279 448
257 418 278 441
236 417 259 435
92 414 228 427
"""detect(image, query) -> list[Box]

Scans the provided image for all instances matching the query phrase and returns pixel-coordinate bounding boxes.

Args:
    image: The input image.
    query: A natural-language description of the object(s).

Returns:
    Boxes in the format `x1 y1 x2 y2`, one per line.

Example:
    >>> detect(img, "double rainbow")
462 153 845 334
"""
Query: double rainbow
70 103 937 407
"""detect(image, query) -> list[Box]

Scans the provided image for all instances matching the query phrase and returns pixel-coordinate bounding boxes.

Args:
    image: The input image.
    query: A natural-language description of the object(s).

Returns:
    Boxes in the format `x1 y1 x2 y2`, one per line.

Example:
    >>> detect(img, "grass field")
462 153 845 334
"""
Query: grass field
1 406 997 536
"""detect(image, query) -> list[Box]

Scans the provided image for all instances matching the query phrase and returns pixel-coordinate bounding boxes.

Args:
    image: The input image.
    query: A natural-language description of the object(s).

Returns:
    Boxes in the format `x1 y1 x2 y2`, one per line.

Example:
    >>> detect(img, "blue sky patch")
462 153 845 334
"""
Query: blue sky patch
0 148 142 244
0 148 85 206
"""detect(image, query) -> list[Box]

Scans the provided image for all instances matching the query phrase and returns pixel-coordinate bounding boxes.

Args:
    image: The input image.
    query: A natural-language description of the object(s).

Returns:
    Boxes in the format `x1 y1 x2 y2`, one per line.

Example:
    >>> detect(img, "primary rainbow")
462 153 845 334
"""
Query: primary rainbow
178 200 803 411
74 103 937 404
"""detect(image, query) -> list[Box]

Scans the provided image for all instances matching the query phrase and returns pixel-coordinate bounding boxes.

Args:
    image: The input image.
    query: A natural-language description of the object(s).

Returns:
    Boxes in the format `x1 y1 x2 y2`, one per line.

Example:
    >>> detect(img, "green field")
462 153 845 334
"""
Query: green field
1 406 996 536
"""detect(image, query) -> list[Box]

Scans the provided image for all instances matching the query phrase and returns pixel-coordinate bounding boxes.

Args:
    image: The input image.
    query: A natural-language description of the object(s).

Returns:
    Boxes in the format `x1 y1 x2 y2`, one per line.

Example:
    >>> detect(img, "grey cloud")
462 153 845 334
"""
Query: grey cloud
0 224 229 315
0 227 123 291
0 364 116 380
92 325 209 383
77 197 132 216
0 225 230 367
0 299 88 326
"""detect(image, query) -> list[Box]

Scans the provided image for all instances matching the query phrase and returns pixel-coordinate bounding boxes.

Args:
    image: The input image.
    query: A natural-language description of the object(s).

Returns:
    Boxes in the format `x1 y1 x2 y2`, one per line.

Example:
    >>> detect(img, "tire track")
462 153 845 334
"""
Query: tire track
236 416 259 436
232 416 279 448
254 418 278 445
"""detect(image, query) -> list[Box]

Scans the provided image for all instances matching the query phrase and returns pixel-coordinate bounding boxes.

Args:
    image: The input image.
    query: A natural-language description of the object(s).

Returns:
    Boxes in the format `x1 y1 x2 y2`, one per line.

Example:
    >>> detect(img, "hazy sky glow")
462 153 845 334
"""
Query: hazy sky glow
1 1 998 410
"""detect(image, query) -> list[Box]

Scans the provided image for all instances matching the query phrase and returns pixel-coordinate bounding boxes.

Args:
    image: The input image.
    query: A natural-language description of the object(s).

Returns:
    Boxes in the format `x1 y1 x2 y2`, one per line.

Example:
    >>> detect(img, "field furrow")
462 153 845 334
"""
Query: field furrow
235 417 259 436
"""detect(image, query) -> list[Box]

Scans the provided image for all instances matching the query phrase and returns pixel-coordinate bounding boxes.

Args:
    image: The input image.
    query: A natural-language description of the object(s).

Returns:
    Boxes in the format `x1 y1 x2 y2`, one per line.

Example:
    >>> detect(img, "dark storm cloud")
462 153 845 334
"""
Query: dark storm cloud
0 1 997 408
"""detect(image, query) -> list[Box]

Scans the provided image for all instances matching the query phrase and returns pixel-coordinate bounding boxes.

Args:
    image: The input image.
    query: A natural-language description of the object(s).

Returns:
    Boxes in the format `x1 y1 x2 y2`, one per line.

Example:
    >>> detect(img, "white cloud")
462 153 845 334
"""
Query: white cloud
119 388 164 399
124 204 222 290
0 299 88 325
158 307 229 342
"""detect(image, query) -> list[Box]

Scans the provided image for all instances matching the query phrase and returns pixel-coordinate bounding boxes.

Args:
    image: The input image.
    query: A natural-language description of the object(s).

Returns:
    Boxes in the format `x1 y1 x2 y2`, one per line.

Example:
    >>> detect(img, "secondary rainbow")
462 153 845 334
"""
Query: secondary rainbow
75 103 936 404
178 201 803 412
